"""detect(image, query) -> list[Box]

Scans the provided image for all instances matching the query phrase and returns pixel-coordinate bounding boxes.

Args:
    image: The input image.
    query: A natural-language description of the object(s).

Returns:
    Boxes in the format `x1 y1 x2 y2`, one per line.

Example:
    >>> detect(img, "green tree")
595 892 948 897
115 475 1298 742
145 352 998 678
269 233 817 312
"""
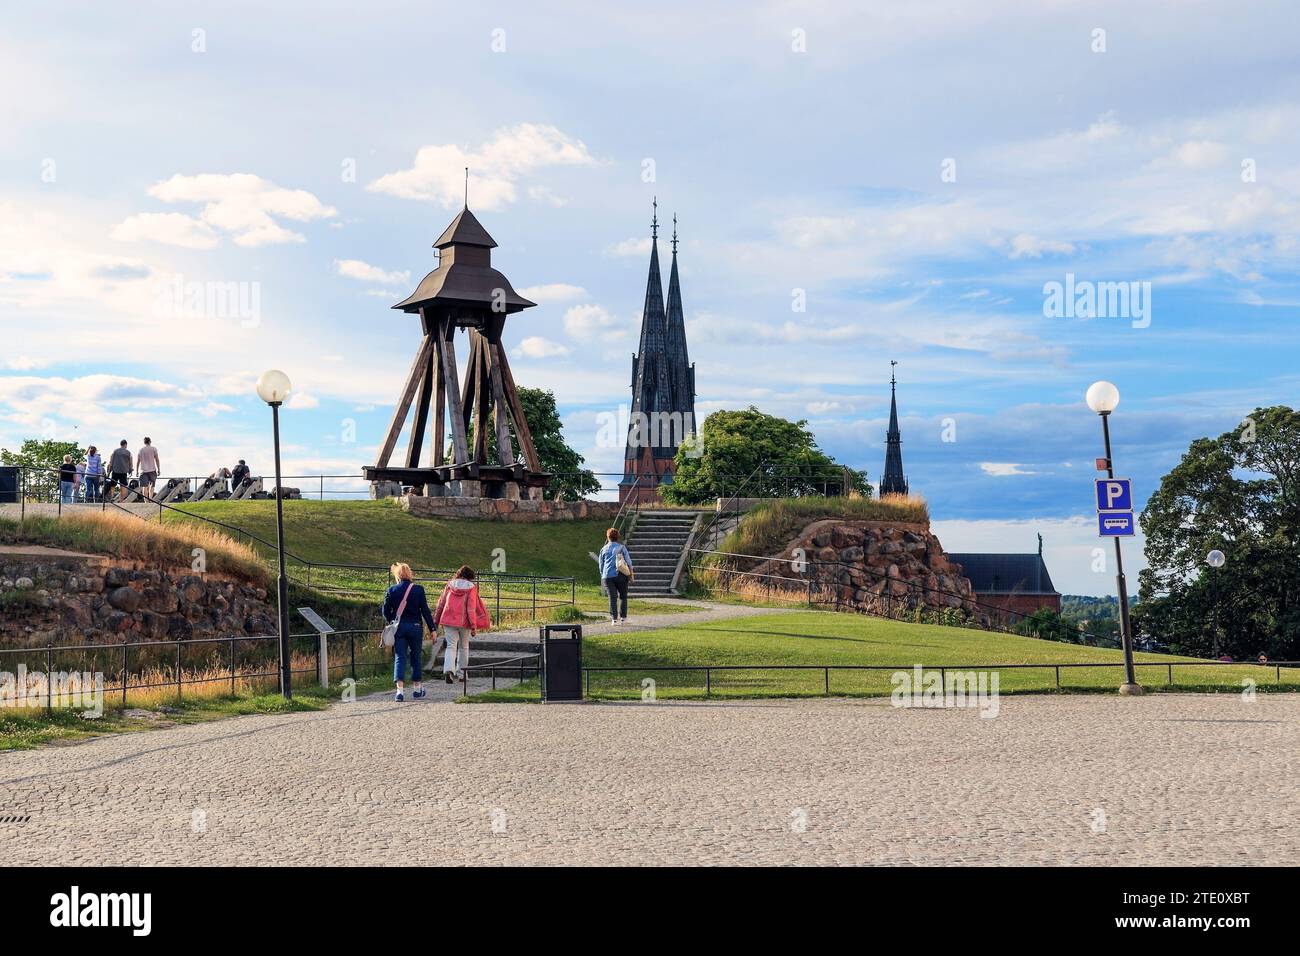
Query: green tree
1136 405 1300 659
464 387 600 501
0 438 86 501
661 406 870 505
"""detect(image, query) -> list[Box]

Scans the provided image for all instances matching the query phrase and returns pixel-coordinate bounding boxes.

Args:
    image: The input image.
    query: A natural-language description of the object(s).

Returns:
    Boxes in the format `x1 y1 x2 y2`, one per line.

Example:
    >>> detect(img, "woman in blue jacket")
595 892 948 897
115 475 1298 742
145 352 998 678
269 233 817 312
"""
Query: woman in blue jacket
382 562 435 701
598 528 634 625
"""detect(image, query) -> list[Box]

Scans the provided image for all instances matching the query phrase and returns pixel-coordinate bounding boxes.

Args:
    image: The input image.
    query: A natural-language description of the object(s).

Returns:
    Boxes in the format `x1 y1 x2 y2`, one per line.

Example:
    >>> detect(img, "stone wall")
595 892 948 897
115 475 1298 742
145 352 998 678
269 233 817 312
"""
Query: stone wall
737 520 980 618
1 547 277 647
399 495 620 523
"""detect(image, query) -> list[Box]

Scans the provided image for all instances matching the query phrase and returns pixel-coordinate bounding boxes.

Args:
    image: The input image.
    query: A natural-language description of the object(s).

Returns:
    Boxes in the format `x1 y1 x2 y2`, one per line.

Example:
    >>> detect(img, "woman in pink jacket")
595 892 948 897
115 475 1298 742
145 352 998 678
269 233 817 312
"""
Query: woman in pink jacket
432 565 491 683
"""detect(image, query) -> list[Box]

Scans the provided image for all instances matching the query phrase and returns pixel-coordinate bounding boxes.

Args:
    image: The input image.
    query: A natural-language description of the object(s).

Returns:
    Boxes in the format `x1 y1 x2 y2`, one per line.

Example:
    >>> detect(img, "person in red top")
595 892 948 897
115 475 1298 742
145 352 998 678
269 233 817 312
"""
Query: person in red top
432 565 491 684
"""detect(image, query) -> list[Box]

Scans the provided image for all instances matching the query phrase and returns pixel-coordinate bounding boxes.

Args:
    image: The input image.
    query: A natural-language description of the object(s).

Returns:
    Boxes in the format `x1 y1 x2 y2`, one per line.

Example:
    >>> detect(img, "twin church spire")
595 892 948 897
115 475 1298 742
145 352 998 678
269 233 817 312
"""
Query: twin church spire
620 198 697 503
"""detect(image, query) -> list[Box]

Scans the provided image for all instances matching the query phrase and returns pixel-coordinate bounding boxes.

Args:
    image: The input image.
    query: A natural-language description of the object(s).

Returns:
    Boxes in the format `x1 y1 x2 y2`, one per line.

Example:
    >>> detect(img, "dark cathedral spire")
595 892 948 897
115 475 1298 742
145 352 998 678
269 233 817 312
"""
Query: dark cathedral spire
880 360 909 496
664 213 696 428
620 200 697 503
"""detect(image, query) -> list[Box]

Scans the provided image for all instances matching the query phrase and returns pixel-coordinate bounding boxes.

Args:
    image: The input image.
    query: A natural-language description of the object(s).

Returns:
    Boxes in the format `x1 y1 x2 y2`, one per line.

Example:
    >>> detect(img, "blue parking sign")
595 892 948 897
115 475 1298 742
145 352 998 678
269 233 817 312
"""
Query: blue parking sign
1094 478 1132 512
1098 512 1135 536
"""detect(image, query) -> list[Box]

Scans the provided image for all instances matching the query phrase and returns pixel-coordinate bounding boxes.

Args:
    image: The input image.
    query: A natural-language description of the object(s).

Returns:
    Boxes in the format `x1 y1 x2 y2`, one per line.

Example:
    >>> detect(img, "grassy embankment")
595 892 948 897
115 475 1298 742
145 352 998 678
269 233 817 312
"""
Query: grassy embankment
167 499 689 620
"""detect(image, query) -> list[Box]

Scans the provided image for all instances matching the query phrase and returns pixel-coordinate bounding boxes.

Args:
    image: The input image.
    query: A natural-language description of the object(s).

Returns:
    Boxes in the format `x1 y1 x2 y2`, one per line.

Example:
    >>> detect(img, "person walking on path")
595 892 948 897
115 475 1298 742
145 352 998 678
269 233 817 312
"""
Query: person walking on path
432 565 491 684
598 528 634 625
381 563 434 702
84 447 102 503
58 455 75 504
136 437 160 498
108 440 133 502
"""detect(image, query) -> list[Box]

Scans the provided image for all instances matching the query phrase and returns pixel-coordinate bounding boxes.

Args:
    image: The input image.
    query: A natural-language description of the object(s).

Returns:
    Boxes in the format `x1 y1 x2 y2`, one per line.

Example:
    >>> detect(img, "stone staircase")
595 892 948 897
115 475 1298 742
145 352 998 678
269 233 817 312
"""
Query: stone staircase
625 510 702 596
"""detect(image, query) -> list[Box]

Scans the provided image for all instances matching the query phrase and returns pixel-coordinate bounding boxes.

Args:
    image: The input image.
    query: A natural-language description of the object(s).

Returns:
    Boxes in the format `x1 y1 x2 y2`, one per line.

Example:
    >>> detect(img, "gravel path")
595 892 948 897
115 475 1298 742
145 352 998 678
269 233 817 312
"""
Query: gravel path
2 692 1296 865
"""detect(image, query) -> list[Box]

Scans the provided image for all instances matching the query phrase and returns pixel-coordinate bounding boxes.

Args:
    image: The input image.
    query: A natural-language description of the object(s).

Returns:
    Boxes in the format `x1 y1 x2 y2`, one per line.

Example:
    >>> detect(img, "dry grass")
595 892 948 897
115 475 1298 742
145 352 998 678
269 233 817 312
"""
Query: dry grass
0 510 268 585
710 494 930 565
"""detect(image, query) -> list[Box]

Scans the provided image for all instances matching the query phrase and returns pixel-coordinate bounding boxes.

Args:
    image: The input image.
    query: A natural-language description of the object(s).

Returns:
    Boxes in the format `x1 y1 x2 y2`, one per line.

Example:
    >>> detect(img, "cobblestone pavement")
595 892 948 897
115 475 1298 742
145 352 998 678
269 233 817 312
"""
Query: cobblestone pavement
2 693 1296 865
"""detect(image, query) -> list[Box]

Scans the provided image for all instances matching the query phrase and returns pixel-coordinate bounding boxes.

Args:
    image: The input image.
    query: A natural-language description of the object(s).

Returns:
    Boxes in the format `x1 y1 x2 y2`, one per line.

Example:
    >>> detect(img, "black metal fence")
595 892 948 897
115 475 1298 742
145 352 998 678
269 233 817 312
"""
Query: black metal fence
0 629 406 712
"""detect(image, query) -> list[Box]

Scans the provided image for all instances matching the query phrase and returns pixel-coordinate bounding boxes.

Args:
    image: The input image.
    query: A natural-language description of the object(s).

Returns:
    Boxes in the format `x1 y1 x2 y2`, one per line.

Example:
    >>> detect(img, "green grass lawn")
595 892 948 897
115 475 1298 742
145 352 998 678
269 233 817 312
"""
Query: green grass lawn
472 610 1299 701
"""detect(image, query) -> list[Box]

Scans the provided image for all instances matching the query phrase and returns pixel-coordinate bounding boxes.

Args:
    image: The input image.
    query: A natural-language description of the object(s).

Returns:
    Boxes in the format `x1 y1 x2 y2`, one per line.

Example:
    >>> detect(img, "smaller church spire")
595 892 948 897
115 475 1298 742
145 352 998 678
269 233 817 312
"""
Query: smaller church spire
880 360 909 496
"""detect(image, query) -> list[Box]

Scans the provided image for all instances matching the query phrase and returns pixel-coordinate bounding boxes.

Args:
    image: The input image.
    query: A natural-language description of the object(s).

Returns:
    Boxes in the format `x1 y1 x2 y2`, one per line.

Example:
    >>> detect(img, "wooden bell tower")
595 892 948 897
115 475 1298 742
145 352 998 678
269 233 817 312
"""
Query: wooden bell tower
362 206 549 499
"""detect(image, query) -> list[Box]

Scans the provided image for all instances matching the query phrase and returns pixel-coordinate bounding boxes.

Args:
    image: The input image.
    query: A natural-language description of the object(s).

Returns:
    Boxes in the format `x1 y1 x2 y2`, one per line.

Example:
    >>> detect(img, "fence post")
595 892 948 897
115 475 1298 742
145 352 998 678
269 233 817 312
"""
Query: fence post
824 667 829 696
45 643 52 713
230 636 236 696
1055 665 1060 689
705 668 711 698
1167 663 1173 686
318 633 329 689
939 666 946 698
496 579 501 622
532 579 537 618
122 641 129 708
350 632 356 681
176 639 183 702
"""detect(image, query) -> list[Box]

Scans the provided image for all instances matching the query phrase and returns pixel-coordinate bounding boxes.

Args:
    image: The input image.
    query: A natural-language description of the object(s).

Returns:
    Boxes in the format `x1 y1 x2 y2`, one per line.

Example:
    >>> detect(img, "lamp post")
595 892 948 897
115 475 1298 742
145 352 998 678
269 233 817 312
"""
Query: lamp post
1206 549 1225 658
256 369 293 700
1086 380 1142 695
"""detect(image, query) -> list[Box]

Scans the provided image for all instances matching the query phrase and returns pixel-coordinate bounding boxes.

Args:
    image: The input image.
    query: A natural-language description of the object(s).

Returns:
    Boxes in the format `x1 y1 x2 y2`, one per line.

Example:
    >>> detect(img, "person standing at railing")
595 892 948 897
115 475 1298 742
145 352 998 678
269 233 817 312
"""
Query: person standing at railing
598 528 634 625
136 437 160 498
58 455 76 504
432 565 491 684
84 446 102 503
73 458 86 502
382 562 435 702
108 440 133 502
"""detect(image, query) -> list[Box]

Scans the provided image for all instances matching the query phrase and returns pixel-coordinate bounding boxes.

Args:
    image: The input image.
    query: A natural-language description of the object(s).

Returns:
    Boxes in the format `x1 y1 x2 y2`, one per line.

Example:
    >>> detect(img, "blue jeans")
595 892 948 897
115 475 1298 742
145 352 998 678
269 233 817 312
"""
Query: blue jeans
60 481 74 503
393 625 423 683
84 476 101 502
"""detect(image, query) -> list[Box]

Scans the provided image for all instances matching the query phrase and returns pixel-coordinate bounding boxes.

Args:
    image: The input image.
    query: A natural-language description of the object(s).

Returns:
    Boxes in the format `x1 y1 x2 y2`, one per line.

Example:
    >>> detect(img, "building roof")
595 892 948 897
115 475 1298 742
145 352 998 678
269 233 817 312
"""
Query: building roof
433 207 497 249
392 206 534 314
947 552 1059 595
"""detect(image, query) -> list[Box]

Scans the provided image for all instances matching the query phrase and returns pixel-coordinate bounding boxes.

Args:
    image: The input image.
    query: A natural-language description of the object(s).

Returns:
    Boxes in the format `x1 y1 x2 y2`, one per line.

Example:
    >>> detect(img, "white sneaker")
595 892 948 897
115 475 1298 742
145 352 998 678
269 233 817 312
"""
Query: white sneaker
610 618 619 625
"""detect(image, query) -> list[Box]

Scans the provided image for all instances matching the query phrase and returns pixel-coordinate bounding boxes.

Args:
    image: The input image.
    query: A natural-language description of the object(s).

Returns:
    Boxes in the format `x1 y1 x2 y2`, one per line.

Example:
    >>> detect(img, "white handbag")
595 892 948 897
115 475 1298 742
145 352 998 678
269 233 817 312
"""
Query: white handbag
381 583 413 647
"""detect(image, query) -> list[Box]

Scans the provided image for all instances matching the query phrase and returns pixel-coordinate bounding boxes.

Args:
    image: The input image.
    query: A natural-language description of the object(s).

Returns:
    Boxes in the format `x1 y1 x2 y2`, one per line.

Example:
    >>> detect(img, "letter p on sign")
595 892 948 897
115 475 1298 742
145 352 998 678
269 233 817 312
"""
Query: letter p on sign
1094 478 1132 512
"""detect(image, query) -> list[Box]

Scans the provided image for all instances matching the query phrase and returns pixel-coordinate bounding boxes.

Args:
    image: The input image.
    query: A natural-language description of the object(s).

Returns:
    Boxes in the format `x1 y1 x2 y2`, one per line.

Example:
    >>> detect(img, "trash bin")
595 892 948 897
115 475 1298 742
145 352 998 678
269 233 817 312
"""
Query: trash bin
540 624 582 702
0 467 17 504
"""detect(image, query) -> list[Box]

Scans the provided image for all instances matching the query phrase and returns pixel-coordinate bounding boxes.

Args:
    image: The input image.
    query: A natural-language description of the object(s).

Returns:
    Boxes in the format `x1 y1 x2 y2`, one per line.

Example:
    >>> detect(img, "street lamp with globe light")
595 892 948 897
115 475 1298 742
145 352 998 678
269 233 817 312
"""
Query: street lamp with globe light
256 369 293 699
1086 380 1142 695
1206 549 1226 658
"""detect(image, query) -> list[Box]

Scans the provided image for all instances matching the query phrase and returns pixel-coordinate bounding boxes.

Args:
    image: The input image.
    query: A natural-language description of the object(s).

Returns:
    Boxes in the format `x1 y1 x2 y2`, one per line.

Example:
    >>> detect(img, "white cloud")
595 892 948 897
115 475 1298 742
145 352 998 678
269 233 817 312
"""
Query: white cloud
1007 233 1076 259
518 283 586 304
367 124 595 210
114 173 336 248
287 392 320 410
333 258 410 285
111 212 219 249
607 237 652 258
514 336 571 359
979 462 1036 477
563 303 625 340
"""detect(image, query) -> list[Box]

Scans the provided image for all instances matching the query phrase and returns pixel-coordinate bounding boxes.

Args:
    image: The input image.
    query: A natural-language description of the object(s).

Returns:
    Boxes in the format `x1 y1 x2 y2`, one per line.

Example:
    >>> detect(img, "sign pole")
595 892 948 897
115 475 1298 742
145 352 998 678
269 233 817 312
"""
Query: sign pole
1101 412 1141 694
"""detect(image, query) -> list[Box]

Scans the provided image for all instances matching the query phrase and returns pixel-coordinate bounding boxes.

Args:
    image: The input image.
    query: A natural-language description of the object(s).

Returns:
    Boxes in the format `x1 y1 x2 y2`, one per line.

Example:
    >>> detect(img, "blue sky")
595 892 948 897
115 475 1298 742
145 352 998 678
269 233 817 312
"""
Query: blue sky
3 1 1298 594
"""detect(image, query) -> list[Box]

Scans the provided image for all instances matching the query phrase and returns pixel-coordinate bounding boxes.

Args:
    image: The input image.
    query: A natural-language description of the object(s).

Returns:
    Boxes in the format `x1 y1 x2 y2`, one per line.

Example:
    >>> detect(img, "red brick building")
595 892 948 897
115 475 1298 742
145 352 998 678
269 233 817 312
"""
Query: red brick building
947 549 1062 623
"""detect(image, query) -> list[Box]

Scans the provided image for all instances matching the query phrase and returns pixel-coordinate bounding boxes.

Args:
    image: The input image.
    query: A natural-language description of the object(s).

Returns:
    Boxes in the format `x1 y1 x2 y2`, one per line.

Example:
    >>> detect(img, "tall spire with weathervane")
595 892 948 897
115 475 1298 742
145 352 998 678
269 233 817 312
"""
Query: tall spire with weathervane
880 360 909 496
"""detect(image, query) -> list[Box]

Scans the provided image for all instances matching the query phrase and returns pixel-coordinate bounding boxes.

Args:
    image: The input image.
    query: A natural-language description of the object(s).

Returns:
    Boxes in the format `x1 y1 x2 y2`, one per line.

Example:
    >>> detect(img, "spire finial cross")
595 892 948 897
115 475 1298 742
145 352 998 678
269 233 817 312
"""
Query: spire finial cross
671 213 678 254
464 167 469 208
651 196 658 240
890 359 898 387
